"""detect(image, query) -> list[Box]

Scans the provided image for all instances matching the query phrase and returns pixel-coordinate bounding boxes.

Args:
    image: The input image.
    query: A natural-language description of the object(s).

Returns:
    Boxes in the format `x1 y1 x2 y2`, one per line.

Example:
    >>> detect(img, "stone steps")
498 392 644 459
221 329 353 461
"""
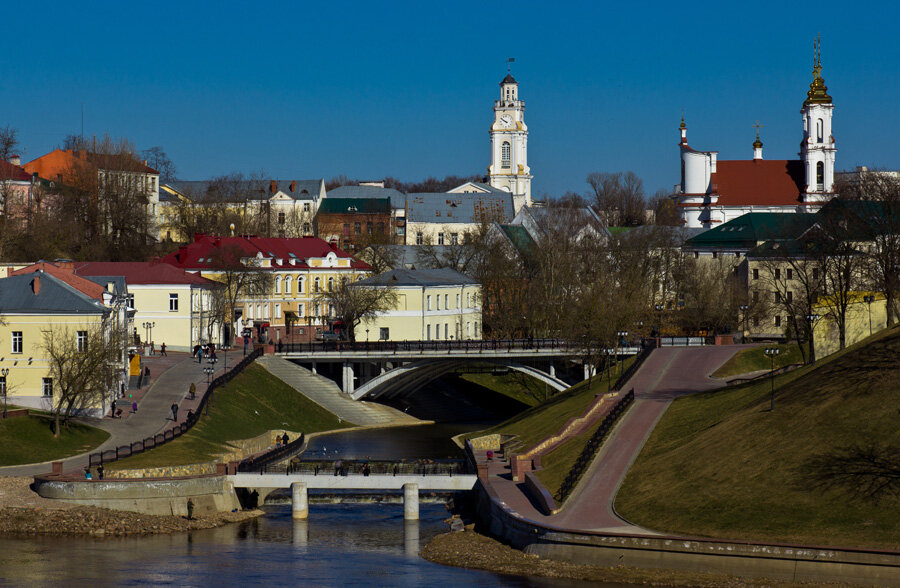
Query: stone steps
256 356 418 427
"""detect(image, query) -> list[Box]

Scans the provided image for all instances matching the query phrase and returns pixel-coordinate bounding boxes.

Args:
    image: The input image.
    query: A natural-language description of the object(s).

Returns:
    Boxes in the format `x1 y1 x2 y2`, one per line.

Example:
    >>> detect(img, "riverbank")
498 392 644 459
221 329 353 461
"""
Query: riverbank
0 477 261 536
420 530 858 587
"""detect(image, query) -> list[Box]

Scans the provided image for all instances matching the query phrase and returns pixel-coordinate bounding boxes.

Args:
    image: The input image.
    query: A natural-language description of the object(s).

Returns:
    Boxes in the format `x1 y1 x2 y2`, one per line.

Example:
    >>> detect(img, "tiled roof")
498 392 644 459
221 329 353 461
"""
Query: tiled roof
317 197 391 215
75 261 220 286
9 262 106 300
406 192 514 224
354 268 477 288
713 160 805 206
0 272 109 314
326 185 405 207
161 235 370 271
685 213 818 250
0 160 32 182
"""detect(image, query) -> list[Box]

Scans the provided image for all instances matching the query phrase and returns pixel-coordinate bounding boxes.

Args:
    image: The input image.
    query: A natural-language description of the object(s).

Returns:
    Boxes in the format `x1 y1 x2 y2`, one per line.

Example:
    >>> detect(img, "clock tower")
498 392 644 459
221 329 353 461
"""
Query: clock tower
489 73 532 212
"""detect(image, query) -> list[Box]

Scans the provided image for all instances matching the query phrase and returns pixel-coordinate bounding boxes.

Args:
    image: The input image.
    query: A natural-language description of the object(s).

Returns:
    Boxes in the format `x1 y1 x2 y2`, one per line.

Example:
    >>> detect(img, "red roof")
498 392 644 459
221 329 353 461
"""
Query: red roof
0 160 33 182
713 160 805 207
74 261 219 286
160 235 371 271
10 262 106 300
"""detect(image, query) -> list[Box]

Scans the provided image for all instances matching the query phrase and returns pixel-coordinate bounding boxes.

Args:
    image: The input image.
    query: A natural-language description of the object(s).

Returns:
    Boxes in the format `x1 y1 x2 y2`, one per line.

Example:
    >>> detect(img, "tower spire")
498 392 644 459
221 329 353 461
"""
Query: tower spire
752 120 764 160
805 35 831 106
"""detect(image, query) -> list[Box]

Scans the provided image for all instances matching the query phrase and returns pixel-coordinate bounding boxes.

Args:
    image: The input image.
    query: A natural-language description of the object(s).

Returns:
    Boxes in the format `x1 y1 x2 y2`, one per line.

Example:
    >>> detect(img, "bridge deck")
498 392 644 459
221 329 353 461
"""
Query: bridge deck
228 473 477 491
277 346 642 361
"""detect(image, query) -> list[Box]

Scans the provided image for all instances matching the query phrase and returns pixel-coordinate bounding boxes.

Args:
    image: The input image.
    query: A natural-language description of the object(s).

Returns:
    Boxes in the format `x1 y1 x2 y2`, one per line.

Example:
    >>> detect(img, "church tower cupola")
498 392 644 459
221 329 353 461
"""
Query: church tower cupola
799 36 836 201
752 121 764 160
489 61 532 212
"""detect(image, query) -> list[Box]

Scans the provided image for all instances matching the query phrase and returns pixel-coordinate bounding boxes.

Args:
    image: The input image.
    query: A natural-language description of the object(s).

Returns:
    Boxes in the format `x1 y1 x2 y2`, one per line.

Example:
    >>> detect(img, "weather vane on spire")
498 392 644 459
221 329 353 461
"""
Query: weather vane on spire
507 57 515 74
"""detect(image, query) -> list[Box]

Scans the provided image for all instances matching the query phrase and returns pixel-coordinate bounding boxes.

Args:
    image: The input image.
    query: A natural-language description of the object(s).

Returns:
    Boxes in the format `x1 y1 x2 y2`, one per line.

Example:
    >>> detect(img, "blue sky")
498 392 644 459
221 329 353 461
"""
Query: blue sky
2 1 899 199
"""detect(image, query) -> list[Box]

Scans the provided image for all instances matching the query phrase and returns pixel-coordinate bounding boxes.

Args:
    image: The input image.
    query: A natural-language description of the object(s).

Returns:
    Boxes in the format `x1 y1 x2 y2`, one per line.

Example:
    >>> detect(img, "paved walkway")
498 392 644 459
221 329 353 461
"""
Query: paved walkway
0 351 231 477
481 345 751 535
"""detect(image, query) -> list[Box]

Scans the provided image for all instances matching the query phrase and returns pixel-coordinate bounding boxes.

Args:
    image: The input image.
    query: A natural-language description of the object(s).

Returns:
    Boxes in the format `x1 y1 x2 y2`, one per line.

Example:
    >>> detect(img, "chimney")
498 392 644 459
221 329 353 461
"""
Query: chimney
270 180 277 194
9 155 20 166
290 180 296 193
33 276 41 295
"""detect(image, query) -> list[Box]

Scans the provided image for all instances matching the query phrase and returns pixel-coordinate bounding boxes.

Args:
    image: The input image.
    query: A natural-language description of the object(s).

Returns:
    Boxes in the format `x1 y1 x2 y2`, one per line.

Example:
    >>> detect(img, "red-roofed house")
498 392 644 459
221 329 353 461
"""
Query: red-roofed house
161 234 371 343
672 48 837 228
0 156 41 226
74 261 222 351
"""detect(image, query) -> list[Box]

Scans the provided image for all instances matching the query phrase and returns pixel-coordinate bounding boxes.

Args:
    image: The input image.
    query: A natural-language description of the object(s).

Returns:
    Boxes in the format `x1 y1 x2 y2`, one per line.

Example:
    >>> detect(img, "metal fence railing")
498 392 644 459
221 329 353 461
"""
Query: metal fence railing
555 389 635 504
611 340 656 392
88 347 264 468
236 433 306 473
280 339 576 354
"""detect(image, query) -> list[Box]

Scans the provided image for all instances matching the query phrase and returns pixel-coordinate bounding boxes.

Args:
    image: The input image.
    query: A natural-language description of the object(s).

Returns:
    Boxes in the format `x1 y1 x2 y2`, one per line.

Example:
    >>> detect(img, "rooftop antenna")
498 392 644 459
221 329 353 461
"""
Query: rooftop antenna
81 102 84 138
507 57 515 74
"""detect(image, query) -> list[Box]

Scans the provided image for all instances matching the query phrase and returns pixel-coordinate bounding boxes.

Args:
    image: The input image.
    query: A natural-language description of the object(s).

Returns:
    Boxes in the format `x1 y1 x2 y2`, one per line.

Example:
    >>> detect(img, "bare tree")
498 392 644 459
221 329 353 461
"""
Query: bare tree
587 171 647 227
42 322 123 438
208 243 274 341
319 279 399 342
141 146 177 182
0 125 19 162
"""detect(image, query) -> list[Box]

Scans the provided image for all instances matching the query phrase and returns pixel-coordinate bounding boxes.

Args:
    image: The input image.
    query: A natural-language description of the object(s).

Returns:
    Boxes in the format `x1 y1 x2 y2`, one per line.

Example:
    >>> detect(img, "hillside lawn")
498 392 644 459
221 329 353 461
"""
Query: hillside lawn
456 369 547 407
108 363 349 470
711 342 804 379
616 325 900 550
0 415 109 466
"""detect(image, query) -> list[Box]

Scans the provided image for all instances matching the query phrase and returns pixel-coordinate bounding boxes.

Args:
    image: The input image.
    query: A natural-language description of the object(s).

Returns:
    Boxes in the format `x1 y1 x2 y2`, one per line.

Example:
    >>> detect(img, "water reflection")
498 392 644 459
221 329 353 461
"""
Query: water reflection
301 422 486 461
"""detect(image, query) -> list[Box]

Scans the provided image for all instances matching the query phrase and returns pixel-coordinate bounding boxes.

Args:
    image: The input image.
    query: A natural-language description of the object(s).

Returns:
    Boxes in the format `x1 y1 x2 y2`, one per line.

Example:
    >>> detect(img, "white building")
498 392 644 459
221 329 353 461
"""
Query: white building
672 44 837 229
488 73 533 213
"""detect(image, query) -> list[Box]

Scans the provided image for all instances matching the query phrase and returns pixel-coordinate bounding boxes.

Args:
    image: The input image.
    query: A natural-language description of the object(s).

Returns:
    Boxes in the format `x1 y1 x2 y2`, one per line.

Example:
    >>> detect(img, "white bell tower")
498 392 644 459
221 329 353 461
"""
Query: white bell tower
800 37 836 204
489 70 532 212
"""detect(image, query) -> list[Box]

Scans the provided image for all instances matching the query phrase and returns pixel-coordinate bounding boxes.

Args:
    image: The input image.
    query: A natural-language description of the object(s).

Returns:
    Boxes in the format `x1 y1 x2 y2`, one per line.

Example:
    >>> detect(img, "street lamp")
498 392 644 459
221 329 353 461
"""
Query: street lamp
764 346 781 411
654 304 663 337
863 295 875 336
1 367 9 418
141 321 156 348
738 304 749 342
616 330 628 376
805 313 819 364
203 366 214 385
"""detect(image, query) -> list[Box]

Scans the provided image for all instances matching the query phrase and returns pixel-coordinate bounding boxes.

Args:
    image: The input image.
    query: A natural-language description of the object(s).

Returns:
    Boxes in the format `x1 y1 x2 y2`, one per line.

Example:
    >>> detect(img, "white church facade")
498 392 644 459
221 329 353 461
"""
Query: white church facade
672 46 837 229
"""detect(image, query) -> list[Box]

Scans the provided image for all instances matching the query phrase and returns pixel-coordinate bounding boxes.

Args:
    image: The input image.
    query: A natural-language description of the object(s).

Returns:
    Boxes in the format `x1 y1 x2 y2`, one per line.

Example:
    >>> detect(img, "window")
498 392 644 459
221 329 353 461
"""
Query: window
379 327 389 340
275 303 281 318
438 233 445 246
445 323 449 339
328 277 334 292
278 212 286 225
303 222 311 234
77 331 88 352
436 295 441 310
314 277 321 292
298 277 305 293
42 378 53 397
126 293 135 309
450 233 458 245
343 223 351 236
752 268 759 280
416 232 423 245
501 141 511 167
366 222 373 235
787 291 793 302
816 162 824 189
169 293 179 312
397 226 405 236
712 251 718 259
426 324 431 340
303 202 311 213
11 331 22 354
774 315 782 327
285 276 292 295
466 322 471 338
298 304 304 317
456 294 460 308
816 118 824 143
774 269 781 280
775 292 782 303
444 294 448 309
354 222 361 234
0 375 6 397
275 276 282 294
813 268 820 279
786 269 793 280
455 323 460 339
474 322 479 337
248 304 254 320
427 295 432 310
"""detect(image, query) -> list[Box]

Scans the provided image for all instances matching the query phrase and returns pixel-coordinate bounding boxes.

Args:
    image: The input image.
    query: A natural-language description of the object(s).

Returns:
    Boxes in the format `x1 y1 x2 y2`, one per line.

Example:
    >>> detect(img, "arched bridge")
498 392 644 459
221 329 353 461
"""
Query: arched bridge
277 339 642 398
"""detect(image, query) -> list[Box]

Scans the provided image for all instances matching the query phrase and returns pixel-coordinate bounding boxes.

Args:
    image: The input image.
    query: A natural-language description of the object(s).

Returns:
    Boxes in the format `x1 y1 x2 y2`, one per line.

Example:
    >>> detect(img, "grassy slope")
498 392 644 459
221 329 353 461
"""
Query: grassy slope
456 370 547 407
534 417 604 499
616 326 900 549
711 342 804 378
109 363 349 469
467 357 634 452
0 416 109 466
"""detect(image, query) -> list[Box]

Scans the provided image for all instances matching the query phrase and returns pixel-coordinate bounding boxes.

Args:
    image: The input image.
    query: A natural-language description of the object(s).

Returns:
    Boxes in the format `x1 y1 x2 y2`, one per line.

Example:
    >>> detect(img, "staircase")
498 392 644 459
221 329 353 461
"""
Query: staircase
256 356 419 427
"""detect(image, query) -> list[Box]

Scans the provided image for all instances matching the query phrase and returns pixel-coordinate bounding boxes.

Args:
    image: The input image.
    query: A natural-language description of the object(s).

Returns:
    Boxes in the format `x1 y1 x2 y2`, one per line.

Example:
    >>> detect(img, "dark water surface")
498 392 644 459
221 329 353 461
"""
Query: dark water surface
0 504 621 587
301 422 485 460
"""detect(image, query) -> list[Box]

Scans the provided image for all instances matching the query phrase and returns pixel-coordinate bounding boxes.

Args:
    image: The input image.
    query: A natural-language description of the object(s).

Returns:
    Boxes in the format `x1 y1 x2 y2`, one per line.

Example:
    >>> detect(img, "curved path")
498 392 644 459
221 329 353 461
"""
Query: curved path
484 345 751 534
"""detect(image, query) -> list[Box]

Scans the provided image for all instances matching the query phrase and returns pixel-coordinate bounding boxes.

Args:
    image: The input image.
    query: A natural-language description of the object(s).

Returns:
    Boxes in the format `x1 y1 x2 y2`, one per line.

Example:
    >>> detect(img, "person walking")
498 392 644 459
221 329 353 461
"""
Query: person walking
97 464 104 480
189 382 196 400
150 341 155 356
186 498 194 520
110 399 117 418
198 346 204 364
132 400 138 413
171 402 178 422
160 342 167 356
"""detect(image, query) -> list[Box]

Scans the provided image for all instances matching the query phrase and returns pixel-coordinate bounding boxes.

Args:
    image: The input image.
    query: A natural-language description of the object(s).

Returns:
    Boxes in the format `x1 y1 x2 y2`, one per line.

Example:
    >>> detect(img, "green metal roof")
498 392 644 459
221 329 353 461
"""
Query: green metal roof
498 224 536 258
685 213 818 250
317 197 391 215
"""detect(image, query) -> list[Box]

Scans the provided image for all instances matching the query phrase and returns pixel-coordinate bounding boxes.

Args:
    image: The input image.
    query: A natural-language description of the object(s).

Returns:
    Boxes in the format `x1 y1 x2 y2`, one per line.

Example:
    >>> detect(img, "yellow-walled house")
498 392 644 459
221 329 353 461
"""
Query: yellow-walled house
74 262 223 352
813 292 888 359
353 268 482 342
161 234 371 343
0 272 127 417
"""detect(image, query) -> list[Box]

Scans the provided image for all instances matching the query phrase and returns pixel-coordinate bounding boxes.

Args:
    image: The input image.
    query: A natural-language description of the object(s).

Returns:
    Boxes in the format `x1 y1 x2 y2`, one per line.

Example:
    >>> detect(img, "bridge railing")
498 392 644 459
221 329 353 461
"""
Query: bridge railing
236 432 306 473
280 338 580 354
250 458 472 477
88 347 264 468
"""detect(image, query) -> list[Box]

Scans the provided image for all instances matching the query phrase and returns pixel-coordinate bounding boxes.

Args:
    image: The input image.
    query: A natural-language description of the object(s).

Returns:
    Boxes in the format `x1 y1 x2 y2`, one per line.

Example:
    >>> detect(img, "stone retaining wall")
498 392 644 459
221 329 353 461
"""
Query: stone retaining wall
468 434 502 451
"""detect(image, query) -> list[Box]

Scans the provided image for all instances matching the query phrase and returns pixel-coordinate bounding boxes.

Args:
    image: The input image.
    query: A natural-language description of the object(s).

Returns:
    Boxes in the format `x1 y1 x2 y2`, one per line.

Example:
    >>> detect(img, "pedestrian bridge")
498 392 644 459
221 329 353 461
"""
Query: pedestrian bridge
228 473 477 520
276 339 642 398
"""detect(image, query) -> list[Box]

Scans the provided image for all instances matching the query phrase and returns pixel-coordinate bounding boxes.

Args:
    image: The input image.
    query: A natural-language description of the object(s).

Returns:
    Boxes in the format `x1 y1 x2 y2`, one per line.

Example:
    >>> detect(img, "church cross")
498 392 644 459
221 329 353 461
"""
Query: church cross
753 120 764 139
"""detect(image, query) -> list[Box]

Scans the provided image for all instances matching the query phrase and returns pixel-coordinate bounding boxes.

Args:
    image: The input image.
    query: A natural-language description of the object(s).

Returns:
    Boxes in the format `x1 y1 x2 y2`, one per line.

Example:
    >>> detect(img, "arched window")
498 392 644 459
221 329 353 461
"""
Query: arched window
816 119 824 143
816 162 824 189
328 277 334 292
275 276 282 294
314 277 321 292
284 276 292 296
501 142 511 167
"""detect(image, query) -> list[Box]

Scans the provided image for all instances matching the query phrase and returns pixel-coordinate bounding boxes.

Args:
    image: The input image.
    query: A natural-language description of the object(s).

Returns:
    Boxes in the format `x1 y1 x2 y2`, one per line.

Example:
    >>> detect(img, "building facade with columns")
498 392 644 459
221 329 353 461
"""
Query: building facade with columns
672 47 837 229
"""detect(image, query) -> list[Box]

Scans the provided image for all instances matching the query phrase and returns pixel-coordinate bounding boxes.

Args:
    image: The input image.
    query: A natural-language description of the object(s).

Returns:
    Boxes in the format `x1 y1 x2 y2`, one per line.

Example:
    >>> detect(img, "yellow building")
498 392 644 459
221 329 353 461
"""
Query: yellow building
161 234 370 343
0 272 126 417
353 268 482 342
813 292 887 359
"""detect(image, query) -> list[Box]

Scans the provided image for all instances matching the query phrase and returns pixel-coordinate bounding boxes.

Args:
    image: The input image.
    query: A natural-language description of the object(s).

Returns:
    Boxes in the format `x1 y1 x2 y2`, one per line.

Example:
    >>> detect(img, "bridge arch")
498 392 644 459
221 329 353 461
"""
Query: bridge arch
350 358 569 401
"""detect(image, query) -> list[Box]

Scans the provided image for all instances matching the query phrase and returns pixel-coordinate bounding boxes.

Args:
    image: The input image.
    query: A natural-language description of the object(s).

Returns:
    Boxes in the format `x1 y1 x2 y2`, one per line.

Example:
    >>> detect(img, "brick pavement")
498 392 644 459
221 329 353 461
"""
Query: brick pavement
479 345 752 535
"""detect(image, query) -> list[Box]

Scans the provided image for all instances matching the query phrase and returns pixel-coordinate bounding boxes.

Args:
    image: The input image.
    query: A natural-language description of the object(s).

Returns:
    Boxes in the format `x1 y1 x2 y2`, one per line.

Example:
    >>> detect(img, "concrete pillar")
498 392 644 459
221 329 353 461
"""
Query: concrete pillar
404 520 420 556
292 519 309 545
311 361 317 375
342 362 355 394
403 482 419 521
291 481 308 519
549 362 555 378
583 364 590 381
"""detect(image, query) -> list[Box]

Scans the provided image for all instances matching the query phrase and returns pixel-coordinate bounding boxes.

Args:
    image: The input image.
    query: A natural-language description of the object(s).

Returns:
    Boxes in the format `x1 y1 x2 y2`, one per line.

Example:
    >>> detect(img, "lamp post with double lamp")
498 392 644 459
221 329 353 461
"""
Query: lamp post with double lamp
805 313 819 364
863 295 876 336
654 304 664 339
1 367 9 418
141 321 155 349
765 346 781 411
616 330 628 376
203 366 214 386
738 304 749 341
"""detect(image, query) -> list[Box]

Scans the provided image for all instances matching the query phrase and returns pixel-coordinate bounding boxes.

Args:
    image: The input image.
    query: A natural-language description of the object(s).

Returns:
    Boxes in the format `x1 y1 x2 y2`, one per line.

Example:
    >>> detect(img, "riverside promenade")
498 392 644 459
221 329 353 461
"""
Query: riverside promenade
0 351 230 477
481 346 746 534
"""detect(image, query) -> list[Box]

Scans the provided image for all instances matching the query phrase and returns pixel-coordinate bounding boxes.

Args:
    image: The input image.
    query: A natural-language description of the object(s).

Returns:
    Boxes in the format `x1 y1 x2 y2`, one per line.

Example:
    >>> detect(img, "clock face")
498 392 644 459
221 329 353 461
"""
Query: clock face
499 114 513 129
